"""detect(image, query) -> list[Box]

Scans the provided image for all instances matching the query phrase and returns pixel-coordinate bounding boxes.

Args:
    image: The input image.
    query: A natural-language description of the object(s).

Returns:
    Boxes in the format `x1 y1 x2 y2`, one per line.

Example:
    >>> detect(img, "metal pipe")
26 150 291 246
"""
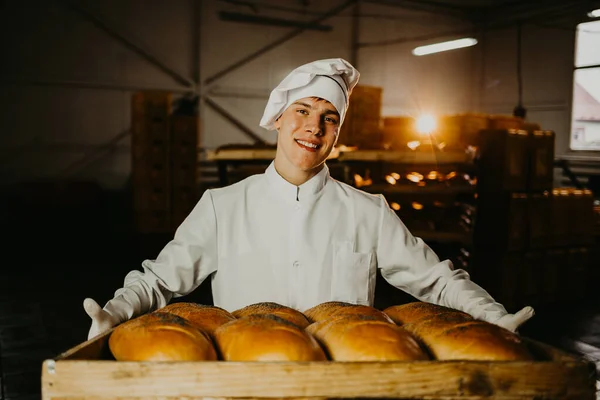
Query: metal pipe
350 1 360 68
208 88 270 99
193 0 202 86
1 77 192 93
361 0 470 21
359 0 588 47
55 129 131 178
204 0 357 86
219 12 333 31
62 1 196 89
204 97 269 145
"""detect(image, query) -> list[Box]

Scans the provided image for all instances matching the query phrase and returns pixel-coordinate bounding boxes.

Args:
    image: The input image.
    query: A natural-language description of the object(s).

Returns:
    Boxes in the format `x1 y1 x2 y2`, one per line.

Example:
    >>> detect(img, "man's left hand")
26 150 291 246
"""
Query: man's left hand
493 306 535 332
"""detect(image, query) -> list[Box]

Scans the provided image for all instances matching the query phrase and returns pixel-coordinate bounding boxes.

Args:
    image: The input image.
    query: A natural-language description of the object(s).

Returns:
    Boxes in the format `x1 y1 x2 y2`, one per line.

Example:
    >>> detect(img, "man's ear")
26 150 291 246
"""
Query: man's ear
274 117 281 131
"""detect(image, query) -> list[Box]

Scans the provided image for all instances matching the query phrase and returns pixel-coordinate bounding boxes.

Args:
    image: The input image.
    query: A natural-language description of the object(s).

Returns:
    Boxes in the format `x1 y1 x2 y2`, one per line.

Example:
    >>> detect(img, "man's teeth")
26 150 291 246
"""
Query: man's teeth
297 139 318 149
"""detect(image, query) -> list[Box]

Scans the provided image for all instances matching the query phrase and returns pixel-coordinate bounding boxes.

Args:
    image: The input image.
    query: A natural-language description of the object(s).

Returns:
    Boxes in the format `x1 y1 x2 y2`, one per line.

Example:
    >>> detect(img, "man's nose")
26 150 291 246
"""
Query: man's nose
305 115 324 136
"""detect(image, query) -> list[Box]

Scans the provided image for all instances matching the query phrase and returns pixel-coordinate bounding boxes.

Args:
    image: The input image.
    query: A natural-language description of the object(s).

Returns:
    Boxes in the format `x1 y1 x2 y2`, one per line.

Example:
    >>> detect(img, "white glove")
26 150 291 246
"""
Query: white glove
83 298 121 340
492 306 535 332
84 285 154 340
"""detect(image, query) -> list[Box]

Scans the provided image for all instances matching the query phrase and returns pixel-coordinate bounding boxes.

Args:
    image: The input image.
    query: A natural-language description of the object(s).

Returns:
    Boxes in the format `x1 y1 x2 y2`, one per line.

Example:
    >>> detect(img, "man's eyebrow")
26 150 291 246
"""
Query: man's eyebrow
292 101 312 108
292 101 340 117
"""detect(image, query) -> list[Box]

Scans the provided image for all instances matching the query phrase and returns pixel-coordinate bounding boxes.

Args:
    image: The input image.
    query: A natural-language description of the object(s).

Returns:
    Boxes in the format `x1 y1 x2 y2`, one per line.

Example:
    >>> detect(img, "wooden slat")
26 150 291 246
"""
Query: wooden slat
205 149 472 165
338 150 472 164
42 359 594 399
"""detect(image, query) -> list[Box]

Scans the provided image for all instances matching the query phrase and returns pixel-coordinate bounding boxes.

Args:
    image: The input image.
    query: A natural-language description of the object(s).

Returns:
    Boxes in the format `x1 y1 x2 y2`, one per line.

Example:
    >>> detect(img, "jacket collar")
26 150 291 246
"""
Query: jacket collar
265 161 329 204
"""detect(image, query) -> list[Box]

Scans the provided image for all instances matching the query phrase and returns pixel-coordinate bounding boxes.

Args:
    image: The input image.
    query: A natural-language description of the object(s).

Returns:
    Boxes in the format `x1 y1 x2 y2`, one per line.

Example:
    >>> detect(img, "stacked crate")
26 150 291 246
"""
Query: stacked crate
438 113 491 149
170 115 201 230
131 92 173 234
381 117 417 150
131 92 201 234
472 127 595 309
338 86 382 149
471 128 557 310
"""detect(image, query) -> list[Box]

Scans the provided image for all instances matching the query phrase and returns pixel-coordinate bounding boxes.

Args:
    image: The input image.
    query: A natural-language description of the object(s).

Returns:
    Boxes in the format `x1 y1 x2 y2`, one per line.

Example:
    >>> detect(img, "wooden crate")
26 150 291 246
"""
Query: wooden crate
473 192 529 252
528 191 552 249
133 210 171 234
528 130 555 192
381 116 418 150
42 329 595 400
477 129 530 193
439 113 490 148
339 85 382 149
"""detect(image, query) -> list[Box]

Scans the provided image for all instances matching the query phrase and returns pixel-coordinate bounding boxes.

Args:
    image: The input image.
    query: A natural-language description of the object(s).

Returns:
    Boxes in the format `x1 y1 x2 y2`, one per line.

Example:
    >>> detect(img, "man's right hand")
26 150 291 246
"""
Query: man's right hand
83 298 120 340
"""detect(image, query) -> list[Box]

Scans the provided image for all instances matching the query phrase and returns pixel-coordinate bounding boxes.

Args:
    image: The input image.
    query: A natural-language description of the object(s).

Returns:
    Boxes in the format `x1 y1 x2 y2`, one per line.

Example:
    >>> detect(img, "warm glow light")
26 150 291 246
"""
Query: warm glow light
588 8 600 18
354 174 371 188
390 202 401 211
390 172 401 180
354 173 364 187
407 140 421 150
412 202 424 210
412 38 478 56
427 171 440 180
415 114 437 134
407 172 424 183
385 175 397 185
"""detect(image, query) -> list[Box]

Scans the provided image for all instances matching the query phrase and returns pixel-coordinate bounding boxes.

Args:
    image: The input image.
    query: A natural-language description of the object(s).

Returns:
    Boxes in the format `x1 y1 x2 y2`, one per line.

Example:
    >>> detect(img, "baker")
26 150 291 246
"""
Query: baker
84 58 534 339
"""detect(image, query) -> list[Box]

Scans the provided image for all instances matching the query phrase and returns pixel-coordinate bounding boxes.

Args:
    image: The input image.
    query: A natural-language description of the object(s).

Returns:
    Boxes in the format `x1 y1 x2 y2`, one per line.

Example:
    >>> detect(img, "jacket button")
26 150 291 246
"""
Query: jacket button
293 261 300 267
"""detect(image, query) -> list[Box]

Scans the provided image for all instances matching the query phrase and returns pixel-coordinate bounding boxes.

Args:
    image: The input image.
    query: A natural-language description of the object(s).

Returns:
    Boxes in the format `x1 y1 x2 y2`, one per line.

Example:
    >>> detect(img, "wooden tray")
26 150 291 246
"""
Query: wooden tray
42 329 596 400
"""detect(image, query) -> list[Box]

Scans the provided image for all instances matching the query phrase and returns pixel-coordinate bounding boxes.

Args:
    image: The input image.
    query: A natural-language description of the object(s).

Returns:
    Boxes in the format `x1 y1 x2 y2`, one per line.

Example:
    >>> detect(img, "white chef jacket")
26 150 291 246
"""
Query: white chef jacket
113 162 508 323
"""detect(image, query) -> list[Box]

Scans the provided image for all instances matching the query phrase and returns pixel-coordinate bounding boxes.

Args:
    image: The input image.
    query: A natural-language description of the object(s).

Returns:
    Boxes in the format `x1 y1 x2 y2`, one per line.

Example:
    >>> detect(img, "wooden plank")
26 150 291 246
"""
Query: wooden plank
361 184 475 195
337 150 472 164
206 149 276 161
55 329 114 361
205 149 471 165
42 359 594 399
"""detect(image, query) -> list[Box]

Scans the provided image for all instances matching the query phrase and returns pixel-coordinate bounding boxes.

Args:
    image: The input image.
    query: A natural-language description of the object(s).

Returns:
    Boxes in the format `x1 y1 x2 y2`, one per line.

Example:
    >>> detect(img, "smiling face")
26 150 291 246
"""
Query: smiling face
273 97 340 185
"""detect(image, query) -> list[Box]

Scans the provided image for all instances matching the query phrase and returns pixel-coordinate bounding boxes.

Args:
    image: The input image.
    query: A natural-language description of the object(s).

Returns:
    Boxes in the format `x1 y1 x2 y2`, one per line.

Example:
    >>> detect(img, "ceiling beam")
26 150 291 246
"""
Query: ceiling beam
60 0 195 89
203 0 357 87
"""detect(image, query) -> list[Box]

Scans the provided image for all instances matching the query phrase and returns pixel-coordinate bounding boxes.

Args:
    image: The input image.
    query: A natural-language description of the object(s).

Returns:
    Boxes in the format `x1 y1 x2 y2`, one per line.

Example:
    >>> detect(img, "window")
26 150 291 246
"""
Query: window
570 20 600 151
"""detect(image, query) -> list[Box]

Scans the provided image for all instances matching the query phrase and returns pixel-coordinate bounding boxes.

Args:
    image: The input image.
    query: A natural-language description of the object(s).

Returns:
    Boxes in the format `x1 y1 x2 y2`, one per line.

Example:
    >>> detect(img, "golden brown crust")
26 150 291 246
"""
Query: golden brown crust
232 302 310 329
108 312 217 361
156 302 235 337
215 314 326 361
384 302 532 361
307 315 428 361
402 312 475 337
304 301 394 324
383 302 472 325
418 321 532 361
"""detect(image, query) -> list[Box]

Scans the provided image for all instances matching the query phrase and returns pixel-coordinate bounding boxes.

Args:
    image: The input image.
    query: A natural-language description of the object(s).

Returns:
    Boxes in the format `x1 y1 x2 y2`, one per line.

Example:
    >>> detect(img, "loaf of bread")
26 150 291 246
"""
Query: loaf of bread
383 302 473 325
232 302 310 329
384 302 532 361
215 314 326 361
306 315 428 361
304 301 394 324
109 312 217 361
156 302 235 337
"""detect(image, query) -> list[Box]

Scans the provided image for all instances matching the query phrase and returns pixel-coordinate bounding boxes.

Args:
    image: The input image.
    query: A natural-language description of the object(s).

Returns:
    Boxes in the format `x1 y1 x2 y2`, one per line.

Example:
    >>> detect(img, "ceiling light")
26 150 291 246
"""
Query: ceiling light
412 38 478 56
588 8 600 18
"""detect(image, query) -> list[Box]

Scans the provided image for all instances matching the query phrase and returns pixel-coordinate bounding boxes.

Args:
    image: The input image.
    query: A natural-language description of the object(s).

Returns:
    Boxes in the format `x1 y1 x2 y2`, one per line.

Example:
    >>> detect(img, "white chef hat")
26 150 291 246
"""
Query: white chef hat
259 58 360 131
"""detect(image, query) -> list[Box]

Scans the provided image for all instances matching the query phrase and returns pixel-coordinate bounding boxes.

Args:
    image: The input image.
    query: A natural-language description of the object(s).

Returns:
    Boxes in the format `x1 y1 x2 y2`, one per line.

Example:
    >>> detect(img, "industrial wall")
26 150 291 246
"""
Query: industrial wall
0 0 579 189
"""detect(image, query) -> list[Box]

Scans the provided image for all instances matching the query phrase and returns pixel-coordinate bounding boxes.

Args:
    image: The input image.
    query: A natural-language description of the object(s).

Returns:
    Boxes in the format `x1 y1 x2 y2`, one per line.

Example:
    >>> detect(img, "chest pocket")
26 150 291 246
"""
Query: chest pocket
331 241 373 305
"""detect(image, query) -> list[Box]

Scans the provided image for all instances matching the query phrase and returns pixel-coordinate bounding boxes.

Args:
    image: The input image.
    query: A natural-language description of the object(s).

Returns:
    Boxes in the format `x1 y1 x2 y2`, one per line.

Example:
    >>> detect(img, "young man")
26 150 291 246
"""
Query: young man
85 58 533 339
